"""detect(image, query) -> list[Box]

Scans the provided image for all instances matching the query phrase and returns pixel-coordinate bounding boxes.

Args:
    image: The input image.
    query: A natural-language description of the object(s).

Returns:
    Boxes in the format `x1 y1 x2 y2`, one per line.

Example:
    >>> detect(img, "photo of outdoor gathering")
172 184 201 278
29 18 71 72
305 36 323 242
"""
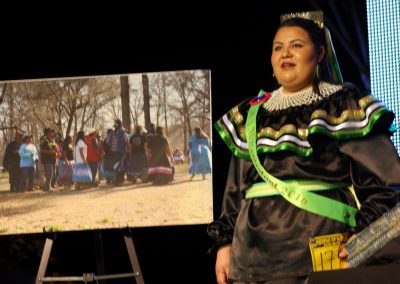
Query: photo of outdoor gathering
0 70 212 235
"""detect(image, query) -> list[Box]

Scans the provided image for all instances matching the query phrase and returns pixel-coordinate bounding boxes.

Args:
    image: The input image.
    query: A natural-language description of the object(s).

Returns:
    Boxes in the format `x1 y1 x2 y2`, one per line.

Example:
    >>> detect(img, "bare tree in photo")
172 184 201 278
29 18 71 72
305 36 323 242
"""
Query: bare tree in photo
78 78 119 132
0 77 119 142
0 83 8 105
105 97 122 120
168 71 199 154
142 74 151 131
191 70 211 131
120 76 131 133
130 88 143 128
0 83 16 141
160 73 170 136
150 73 170 135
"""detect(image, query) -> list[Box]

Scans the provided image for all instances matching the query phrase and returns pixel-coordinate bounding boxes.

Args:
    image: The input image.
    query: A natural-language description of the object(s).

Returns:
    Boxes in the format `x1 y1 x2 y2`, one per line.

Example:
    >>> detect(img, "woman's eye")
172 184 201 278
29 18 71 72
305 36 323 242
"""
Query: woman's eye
292 43 303 48
274 46 282 51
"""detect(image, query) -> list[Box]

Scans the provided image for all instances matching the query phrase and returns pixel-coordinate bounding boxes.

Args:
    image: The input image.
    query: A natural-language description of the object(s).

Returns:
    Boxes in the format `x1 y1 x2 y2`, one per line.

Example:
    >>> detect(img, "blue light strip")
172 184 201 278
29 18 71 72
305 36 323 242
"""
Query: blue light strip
367 0 400 154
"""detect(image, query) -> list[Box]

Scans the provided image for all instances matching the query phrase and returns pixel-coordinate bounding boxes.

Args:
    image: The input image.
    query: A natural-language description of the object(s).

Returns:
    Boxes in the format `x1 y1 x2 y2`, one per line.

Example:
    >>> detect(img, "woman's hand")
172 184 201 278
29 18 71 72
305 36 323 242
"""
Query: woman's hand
338 246 349 264
338 234 357 268
215 245 231 284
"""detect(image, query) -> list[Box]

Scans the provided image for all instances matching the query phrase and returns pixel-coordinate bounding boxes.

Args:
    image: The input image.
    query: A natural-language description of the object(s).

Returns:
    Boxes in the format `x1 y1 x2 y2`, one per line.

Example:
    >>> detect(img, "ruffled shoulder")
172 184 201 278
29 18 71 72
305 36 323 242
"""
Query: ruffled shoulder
214 83 395 160
308 83 395 141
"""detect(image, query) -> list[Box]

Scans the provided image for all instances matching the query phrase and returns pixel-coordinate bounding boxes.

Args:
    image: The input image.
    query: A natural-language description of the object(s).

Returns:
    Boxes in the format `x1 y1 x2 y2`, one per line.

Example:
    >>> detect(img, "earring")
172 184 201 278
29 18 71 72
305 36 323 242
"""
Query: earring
316 65 320 80
272 73 275 78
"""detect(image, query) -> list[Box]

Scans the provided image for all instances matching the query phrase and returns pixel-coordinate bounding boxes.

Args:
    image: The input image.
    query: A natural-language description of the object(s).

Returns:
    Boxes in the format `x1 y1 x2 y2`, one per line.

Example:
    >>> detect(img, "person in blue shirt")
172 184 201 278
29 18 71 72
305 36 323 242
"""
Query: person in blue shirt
188 127 212 180
19 135 39 192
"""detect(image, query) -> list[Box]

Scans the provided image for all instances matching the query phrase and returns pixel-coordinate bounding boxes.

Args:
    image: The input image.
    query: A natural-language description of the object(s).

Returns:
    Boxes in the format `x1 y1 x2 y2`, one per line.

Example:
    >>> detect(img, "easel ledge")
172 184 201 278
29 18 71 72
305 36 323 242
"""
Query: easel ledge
35 228 145 283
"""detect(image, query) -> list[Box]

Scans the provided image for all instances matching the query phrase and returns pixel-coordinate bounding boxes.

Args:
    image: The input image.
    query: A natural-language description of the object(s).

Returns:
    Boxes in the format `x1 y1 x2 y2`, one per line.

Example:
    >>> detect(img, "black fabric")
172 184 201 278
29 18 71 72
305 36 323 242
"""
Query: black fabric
130 134 147 155
61 145 74 161
309 263 400 284
3 140 22 192
3 140 21 169
229 277 308 284
208 85 400 282
147 135 173 184
40 138 57 164
148 136 170 168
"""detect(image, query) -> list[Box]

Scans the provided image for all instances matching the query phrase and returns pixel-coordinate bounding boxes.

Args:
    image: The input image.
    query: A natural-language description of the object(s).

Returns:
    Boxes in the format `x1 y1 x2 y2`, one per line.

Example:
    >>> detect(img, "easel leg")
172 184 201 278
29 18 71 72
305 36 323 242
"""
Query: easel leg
124 235 145 284
94 231 107 284
35 237 54 284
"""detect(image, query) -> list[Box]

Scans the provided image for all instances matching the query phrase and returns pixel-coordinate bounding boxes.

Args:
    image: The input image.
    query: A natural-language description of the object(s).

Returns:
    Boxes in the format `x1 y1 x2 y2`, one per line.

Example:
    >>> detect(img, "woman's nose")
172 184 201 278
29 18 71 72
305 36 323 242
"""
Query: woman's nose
281 46 292 58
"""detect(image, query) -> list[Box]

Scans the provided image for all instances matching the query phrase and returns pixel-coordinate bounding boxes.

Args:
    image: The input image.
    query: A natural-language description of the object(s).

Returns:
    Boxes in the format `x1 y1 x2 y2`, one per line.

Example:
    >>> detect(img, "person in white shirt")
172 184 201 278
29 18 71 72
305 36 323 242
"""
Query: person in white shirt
73 130 91 189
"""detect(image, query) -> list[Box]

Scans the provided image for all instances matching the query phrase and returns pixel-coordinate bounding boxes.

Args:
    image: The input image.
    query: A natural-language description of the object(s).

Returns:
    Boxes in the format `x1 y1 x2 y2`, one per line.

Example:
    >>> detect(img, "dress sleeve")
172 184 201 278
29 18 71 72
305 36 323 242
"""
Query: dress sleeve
337 133 400 231
207 154 244 256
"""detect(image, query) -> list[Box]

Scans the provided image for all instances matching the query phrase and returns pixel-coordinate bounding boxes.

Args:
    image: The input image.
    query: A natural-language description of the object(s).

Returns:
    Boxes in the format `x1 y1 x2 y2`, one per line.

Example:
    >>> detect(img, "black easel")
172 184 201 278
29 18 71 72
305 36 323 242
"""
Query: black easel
35 229 144 283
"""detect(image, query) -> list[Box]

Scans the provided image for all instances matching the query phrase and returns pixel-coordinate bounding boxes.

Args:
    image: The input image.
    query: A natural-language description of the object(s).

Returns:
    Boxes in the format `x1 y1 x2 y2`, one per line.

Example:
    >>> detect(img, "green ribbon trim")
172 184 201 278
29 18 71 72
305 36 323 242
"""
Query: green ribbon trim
324 27 343 83
214 120 249 160
216 106 390 160
245 180 347 199
309 107 390 139
246 100 358 227
258 143 312 156
214 119 313 159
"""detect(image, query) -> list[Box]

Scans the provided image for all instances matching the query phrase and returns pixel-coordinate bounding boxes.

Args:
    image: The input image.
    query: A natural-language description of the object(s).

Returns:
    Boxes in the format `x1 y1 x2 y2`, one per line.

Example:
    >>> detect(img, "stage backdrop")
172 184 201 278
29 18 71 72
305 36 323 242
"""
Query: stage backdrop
367 0 400 154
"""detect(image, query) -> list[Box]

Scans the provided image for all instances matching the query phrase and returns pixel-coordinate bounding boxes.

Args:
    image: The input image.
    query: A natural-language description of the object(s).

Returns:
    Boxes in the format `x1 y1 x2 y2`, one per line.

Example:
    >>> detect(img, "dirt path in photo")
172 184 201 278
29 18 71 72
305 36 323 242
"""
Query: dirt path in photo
0 169 213 235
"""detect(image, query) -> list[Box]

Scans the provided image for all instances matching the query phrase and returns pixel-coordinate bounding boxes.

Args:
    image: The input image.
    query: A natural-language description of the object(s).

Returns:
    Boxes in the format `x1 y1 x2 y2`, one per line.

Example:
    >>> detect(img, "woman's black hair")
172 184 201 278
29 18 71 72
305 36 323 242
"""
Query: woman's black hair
155 126 164 137
134 125 143 136
194 127 208 139
279 18 326 52
75 131 85 146
278 17 329 96
63 135 72 148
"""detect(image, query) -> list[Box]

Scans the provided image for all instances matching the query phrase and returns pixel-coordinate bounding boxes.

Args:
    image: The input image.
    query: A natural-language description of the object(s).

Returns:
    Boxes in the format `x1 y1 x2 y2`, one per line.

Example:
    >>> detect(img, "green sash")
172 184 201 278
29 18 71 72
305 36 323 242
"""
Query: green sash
245 95 358 227
245 180 347 198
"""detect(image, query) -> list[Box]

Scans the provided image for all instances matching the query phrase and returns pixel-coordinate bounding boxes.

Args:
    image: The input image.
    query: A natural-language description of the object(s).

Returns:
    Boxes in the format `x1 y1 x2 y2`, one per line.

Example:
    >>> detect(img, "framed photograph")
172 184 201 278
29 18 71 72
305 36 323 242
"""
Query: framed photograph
0 69 212 235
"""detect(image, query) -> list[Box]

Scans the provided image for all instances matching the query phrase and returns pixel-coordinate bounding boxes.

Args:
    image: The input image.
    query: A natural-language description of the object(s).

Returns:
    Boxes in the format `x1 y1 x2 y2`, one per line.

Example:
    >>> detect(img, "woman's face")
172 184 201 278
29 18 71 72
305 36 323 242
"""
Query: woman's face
271 26 324 93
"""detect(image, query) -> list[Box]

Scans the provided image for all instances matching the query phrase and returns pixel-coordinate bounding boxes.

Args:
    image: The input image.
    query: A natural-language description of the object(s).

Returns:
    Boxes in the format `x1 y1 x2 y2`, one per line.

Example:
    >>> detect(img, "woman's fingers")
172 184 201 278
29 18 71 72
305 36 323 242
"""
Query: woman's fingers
216 267 228 284
216 245 231 284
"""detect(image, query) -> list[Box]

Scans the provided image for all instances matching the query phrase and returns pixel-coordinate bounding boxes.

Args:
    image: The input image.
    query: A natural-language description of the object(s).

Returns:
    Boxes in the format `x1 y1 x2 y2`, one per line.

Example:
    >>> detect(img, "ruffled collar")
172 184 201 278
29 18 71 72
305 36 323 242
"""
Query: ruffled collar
263 81 343 111
214 82 393 159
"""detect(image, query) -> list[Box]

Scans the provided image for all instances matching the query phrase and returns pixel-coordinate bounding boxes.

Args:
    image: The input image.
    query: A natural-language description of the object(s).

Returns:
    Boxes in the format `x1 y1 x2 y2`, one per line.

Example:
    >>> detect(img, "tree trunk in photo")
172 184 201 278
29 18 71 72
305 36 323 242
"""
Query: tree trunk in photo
201 94 206 129
162 74 169 136
142 74 151 131
56 116 63 136
120 76 131 133
185 113 192 143
65 103 76 137
74 111 78 138
0 83 8 105
182 99 192 139
80 105 87 132
183 112 188 156
8 94 14 141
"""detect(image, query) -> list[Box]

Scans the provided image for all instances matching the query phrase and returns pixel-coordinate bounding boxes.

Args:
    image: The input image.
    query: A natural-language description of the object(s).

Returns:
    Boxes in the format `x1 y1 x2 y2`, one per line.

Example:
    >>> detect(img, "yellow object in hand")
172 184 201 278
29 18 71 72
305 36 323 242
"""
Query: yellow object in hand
309 233 349 271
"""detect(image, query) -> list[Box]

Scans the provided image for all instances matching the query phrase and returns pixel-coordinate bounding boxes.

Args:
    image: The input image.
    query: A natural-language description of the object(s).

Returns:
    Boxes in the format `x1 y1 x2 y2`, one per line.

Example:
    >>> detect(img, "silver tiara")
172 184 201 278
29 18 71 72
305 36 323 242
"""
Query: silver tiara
280 11 324 29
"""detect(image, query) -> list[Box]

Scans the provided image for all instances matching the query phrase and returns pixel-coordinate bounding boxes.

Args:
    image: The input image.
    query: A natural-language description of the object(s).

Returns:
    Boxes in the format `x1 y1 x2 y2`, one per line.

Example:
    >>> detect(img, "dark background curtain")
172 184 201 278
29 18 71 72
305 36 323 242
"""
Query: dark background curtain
0 1 371 283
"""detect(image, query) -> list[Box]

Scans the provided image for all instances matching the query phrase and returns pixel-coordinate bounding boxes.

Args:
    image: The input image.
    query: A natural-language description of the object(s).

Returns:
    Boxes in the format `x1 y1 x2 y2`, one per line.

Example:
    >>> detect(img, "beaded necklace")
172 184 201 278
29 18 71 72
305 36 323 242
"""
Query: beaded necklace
263 81 343 111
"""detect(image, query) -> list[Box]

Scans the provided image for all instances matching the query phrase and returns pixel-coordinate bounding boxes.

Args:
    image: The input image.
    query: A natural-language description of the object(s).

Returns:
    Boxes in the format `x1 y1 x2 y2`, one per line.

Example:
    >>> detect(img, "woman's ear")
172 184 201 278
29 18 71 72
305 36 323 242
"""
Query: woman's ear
318 46 325 63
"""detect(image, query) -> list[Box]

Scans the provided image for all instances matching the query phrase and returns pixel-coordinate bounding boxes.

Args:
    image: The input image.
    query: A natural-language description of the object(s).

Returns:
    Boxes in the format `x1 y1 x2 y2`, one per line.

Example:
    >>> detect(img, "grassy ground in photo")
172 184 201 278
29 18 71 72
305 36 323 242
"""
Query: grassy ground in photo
0 163 213 235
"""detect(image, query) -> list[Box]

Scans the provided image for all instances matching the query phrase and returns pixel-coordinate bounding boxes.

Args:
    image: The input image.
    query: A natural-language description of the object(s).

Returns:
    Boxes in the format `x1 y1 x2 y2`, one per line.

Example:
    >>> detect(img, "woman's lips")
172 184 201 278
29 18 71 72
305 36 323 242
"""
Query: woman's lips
281 62 295 69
